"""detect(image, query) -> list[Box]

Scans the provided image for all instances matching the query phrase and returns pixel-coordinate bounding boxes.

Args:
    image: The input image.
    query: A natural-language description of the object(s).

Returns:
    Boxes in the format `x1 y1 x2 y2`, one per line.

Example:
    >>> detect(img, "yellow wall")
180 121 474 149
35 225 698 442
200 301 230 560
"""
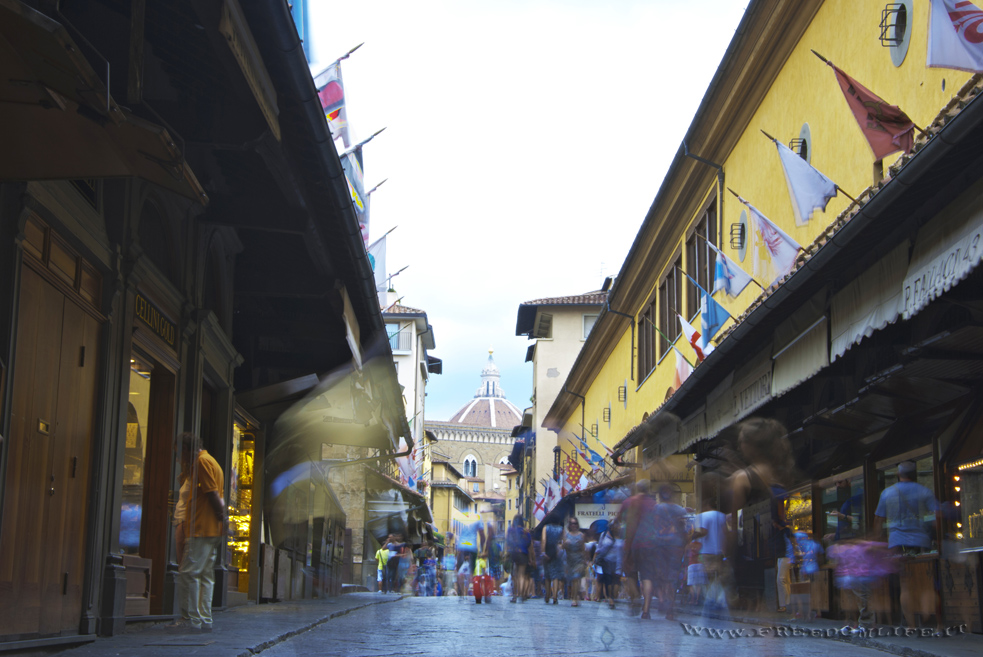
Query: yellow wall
553 0 974 467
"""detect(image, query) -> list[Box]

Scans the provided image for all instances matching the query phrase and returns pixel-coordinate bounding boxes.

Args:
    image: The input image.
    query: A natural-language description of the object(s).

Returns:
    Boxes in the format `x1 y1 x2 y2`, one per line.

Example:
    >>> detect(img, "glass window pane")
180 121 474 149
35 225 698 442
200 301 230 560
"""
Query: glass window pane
121 356 152 554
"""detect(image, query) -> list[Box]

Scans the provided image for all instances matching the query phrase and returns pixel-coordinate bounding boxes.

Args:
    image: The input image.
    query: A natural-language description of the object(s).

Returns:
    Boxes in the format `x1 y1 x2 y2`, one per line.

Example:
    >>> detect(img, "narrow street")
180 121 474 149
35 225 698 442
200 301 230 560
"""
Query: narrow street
260 596 890 657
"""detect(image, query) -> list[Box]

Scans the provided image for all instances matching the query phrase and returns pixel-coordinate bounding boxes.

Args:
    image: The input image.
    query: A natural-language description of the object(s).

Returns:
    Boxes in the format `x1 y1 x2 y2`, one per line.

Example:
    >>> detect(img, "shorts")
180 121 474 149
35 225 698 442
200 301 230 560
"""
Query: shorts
687 563 707 586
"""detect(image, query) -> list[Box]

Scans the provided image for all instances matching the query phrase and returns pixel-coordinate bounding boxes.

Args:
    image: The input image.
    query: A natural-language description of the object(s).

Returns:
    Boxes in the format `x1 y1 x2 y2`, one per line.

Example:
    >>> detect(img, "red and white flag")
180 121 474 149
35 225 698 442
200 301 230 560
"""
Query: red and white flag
828 62 915 159
928 0 983 72
672 347 693 390
314 62 351 147
677 314 706 362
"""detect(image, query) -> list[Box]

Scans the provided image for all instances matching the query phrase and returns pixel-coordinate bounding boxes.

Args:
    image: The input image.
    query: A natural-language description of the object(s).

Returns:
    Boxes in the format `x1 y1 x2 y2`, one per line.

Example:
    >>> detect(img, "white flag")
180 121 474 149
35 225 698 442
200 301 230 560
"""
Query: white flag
775 140 838 226
746 202 801 285
672 347 693 390
710 243 753 298
928 0 983 73
367 235 387 304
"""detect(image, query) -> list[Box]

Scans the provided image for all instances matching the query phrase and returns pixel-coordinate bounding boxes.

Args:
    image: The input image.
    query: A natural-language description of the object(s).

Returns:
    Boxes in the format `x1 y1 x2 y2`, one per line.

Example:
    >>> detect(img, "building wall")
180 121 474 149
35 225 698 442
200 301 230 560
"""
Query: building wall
550 0 975 471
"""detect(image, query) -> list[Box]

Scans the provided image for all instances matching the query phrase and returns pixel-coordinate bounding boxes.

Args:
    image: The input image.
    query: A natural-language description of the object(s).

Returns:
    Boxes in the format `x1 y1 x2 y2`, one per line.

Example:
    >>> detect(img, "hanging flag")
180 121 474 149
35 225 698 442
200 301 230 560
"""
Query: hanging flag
928 0 983 72
710 242 753 298
395 437 416 489
677 314 706 362
341 150 368 247
564 454 586 491
533 494 548 523
367 235 387 302
575 436 604 466
700 291 727 351
773 139 838 226
672 347 693 390
828 62 915 159
578 474 591 492
742 200 801 285
315 62 351 147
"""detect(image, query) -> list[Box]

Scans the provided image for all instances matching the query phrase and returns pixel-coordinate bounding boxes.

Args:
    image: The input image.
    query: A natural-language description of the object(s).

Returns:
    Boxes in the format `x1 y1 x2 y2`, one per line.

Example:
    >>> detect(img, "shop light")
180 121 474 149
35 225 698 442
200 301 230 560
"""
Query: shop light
957 533 964 539
955 501 961 506
957 522 962 528
954 476 960 482
958 459 983 471
955 487 961 492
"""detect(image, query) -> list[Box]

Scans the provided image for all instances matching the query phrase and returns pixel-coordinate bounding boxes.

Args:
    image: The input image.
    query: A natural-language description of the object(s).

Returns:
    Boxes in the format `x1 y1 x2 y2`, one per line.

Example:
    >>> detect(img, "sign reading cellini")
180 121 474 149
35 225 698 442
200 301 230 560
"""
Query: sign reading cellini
134 293 176 347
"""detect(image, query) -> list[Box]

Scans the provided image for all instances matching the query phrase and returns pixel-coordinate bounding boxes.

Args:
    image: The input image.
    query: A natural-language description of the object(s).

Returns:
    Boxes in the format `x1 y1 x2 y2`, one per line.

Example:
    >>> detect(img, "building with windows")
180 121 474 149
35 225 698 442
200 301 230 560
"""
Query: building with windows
513 290 609 519
544 0 983 630
425 351 520 495
429 461 476 542
0 1 410 645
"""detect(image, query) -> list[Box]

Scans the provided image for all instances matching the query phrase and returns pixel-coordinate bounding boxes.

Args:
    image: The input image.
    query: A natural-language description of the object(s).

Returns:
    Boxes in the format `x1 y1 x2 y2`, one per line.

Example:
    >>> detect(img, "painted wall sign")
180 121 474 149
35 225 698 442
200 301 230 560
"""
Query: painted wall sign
134 293 176 347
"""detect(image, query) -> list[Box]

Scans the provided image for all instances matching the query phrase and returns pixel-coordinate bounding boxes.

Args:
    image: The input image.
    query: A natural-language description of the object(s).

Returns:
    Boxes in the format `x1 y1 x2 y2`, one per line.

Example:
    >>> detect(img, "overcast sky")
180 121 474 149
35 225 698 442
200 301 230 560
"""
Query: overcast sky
307 0 748 422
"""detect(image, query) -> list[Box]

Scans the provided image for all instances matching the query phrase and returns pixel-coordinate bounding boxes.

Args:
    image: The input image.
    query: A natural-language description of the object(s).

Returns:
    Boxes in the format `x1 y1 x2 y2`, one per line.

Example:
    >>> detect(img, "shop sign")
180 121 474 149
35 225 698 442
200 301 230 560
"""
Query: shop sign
679 406 707 453
574 503 620 527
733 361 772 421
134 293 176 347
903 206 983 320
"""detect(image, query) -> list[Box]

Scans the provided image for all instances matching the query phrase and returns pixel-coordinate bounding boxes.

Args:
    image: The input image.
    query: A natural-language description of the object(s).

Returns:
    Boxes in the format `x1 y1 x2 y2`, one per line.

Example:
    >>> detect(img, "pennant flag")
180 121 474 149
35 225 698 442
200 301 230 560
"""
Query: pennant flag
575 436 605 466
367 235 387 305
533 494 548 523
743 200 802 285
315 62 351 147
828 62 915 159
929 0 983 72
395 437 417 489
564 454 586 491
774 139 838 226
341 151 368 247
710 243 753 298
579 474 591 492
677 314 706 362
700 291 728 349
544 478 561 510
672 347 693 390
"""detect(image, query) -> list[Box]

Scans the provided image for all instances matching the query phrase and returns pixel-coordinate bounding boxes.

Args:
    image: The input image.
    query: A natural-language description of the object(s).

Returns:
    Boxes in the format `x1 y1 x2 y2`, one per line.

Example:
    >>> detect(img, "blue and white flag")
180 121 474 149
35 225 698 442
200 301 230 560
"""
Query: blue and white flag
700 291 728 350
710 243 753 298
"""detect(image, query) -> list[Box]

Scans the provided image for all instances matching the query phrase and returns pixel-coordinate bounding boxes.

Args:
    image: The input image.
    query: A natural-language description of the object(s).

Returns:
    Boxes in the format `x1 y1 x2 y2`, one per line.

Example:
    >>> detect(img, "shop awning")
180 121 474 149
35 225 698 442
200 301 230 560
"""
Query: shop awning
0 0 207 203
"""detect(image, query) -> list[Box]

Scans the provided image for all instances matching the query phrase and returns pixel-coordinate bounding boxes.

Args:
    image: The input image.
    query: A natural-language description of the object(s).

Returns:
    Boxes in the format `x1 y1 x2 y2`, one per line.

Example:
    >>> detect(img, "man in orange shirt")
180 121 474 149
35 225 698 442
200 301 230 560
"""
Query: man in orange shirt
173 432 225 632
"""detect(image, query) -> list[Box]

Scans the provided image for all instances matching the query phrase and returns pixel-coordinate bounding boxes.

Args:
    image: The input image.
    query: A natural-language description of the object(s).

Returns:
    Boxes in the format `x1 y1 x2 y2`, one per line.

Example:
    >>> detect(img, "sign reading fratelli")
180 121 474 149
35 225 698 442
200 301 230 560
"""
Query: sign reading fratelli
135 293 176 347
903 183 983 320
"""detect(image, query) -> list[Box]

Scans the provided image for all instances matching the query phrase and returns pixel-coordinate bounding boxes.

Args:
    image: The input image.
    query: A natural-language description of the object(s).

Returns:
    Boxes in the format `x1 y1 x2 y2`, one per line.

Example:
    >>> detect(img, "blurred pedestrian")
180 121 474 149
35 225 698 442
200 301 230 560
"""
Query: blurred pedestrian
506 514 532 602
595 521 622 608
375 537 391 593
693 498 732 610
541 521 564 604
872 460 941 630
621 479 657 618
651 484 687 620
562 516 587 607
728 417 795 613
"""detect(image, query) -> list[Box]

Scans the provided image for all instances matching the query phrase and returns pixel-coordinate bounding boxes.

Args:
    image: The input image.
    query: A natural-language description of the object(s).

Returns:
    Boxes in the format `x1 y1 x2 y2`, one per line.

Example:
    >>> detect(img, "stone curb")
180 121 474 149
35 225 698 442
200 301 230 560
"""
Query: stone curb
240 595 406 657
676 608 958 657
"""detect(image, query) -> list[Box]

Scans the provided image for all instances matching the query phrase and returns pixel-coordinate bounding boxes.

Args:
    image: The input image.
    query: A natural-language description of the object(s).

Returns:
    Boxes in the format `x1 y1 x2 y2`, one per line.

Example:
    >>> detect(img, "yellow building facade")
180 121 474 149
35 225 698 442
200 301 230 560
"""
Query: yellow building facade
546 0 972 470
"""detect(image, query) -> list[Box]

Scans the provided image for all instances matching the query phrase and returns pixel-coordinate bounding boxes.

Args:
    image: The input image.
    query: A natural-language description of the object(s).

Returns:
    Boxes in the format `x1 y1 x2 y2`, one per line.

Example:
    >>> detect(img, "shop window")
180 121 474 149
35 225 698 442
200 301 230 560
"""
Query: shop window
953 457 983 550
228 419 255 592
820 473 866 542
685 202 718 318
120 356 153 554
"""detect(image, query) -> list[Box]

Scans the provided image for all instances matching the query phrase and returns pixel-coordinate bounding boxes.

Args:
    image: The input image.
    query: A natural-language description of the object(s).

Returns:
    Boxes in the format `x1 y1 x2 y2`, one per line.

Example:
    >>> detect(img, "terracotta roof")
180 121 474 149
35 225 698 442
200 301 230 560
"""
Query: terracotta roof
448 398 522 429
519 290 608 307
384 303 425 315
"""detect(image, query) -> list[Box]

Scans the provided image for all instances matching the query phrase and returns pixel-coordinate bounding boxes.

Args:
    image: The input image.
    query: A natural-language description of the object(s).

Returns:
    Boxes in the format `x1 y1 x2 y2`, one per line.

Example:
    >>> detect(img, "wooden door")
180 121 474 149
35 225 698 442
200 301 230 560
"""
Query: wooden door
0 266 100 637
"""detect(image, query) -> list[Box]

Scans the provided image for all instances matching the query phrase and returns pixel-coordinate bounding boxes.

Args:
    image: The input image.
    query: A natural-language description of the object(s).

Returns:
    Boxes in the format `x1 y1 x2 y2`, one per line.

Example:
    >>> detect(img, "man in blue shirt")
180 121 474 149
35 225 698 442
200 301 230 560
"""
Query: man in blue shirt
872 461 940 629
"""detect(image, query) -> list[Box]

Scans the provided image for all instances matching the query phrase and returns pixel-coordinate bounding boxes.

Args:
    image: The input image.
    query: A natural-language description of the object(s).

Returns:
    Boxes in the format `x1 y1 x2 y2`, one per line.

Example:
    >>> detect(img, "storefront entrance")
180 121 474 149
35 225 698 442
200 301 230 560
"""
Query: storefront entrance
0 262 102 637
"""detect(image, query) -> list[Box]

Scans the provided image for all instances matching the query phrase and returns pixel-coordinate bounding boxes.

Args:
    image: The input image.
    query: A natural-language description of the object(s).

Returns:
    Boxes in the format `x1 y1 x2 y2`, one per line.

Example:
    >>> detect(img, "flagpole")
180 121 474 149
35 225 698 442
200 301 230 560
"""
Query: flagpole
728 185 804 256
367 225 397 250
341 127 387 157
640 314 695 368
367 178 389 196
692 231 766 291
333 42 364 65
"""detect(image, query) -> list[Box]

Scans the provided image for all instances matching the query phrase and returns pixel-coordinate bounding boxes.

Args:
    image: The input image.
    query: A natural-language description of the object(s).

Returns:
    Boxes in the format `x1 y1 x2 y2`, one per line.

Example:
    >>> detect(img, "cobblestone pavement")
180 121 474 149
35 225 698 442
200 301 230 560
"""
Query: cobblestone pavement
260 595 894 657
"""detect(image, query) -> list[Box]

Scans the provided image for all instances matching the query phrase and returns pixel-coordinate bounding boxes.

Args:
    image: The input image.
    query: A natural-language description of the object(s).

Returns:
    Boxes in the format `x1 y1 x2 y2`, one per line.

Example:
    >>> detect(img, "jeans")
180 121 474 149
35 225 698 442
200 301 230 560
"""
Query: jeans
179 536 221 628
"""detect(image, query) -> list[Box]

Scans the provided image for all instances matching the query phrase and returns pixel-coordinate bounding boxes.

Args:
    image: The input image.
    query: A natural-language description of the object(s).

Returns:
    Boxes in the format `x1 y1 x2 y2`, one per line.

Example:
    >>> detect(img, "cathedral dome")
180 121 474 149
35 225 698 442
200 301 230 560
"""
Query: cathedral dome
448 350 522 429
